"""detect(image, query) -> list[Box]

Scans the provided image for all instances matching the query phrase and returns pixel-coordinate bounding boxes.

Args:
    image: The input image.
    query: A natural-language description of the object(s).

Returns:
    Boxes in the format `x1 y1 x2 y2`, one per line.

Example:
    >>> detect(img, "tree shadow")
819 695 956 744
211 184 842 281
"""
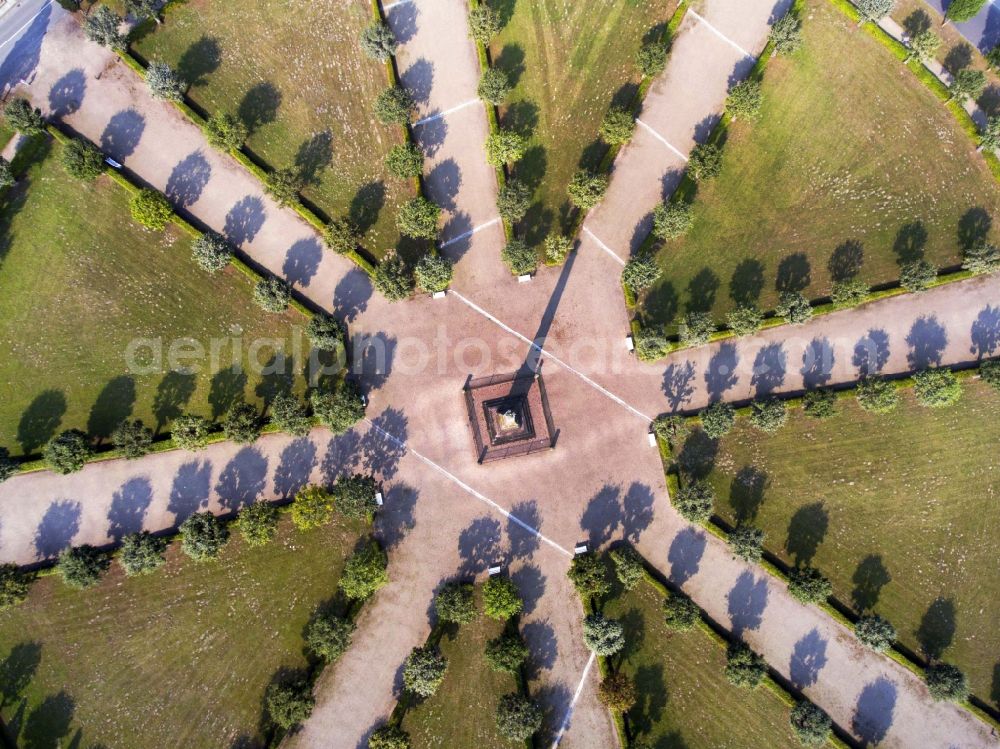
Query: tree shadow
533 681 571 746
644 280 679 326
107 477 153 542
705 342 739 400
902 8 931 37
208 366 247 419
730 466 768 523
508 499 541 560
255 354 293 409
503 99 539 136
685 268 719 312
893 221 927 265
944 41 974 74
579 484 621 549
100 108 146 162
617 605 646 663
401 58 434 105
319 429 361 484
152 371 196 434
516 144 547 191
21 690 74 749
224 195 267 246
425 158 462 212
415 114 447 158
387 0 418 43
511 563 546 615
165 150 212 208
33 500 81 559
332 267 373 324
828 240 863 282
294 130 333 187
177 35 222 88
750 342 787 396
789 628 828 689
0 642 42 708
167 460 213 524
87 375 136 442
457 515 503 576
215 446 269 512
852 677 897 747
801 337 834 388
238 82 282 133
958 207 991 251
729 258 765 306
17 389 66 455
349 331 397 393
628 664 667 738
47 68 86 119
521 619 558 677
677 430 718 479
852 328 890 376
375 481 418 551
851 554 891 612
661 361 696 412
775 252 811 293
283 237 323 288
727 570 769 637
992 663 1000 707
784 501 828 566
358 407 407 480
348 181 386 237
971 305 1000 358
272 438 317 497
667 526 706 585
623 483 655 543
906 316 947 369
495 43 526 87
916 596 956 660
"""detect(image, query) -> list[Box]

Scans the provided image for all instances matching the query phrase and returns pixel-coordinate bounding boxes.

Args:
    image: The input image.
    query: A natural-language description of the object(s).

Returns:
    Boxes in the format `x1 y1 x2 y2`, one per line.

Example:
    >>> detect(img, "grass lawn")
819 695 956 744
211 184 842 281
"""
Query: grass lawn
491 0 679 246
0 137 313 457
641 0 1000 328
604 578 800 748
0 514 367 748
132 0 410 256
694 380 1000 699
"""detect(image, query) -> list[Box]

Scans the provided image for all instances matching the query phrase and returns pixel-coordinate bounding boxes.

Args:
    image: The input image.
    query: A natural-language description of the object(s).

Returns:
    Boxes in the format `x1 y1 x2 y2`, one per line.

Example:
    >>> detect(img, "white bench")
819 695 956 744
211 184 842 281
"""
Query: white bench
574 543 589 555
488 565 503 577
647 432 657 447
432 290 446 299
625 335 635 352
374 491 383 507
517 274 532 283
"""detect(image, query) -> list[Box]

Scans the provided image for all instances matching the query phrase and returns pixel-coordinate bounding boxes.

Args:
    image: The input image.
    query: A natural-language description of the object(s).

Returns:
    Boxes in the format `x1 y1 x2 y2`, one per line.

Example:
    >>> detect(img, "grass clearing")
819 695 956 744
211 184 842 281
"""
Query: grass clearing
0 514 367 748
132 0 411 256
491 0 679 246
641 0 1000 328
0 137 313 457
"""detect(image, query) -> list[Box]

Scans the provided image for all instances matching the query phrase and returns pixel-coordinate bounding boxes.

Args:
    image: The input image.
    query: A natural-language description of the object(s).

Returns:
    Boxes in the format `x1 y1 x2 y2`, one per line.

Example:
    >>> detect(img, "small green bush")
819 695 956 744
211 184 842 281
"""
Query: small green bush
944 0 985 21
44 429 91 474
728 524 764 562
264 167 302 207
726 304 763 336
385 142 424 179
725 80 762 121
118 531 167 576
749 398 787 433
332 473 378 520
359 21 397 60
146 61 184 101
495 693 543 741
830 279 868 308
688 143 722 181
699 401 735 438
486 128 527 166
111 419 153 459
568 552 610 598
621 255 661 293
909 30 941 63
4 98 45 135
925 663 969 702
204 111 247 151
179 512 229 561
950 68 987 103
582 613 625 656
802 388 837 419
0 159 12 190
609 545 644 590
339 540 388 600
636 41 667 76
855 376 900 414
673 480 715 523
374 86 415 124
787 566 832 604
485 632 530 674
477 67 511 105
567 170 608 210
776 291 812 324
679 311 715 346
468 5 503 44
496 179 531 222
544 233 573 264
599 105 635 145
373 252 415 301
981 359 1000 390
435 581 476 624
397 197 441 239
962 240 1000 274
235 501 279 547
270 392 312 436
253 276 292 312
663 590 700 631
222 402 262 443
191 231 234 273
57 545 107 589
0 564 30 610
306 313 345 352
172 414 210 450
652 202 693 240
324 216 359 254
0 448 14 484
265 675 314 730
789 700 831 746
770 13 802 54
291 484 335 530
855 613 896 653
83 5 125 49
61 138 105 180
310 381 366 434
414 254 453 293
725 641 767 688
403 646 448 697
913 368 962 408
368 725 411 749
635 327 671 361
483 576 523 620
501 239 537 276
597 672 637 712
305 612 355 662
130 189 172 230
900 259 937 291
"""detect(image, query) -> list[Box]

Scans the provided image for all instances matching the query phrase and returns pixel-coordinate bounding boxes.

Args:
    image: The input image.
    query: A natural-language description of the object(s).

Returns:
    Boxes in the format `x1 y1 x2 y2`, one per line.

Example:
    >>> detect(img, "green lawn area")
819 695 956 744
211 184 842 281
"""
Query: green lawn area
0 514 366 748
604 579 799 748
0 137 313 457
694 380 1000 699
491 0 679 246
132 0 410 256
641 0 1000 328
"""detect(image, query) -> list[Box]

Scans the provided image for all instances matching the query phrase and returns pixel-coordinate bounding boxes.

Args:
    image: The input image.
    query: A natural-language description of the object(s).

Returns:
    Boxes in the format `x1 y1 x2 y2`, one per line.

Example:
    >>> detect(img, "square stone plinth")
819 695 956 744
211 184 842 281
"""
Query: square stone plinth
463 371 556 463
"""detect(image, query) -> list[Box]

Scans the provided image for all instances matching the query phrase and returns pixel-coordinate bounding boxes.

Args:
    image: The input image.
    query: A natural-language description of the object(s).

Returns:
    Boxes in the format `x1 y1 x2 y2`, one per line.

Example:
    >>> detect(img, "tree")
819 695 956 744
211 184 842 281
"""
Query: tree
486 128 527 166
635 327 670 361
305 612 355 662
270 393 312 436
265 675 314 729
339 540 388 600
600 105 635 145
609 545 644 591
728 524 765 562
776 290 812 324
688 143 722 180
726 80 762 121
679 310 715 346
900 258 936 291
749 398 787 433
652 413 690 446
368 725 411 749
674 480 715 523
468 5 503 44
4 98 44 135
962 239 1000 273
831 279 868 308
264 167 303 206
222 402 262 443
700 401 735 438
802 388 837 419
235 501 279 547
435 581 476 624
374 86 415 124
636 41 667 76
397 197 441 239
477 67 511 105
332 473 378 520
385 142 424 179
311 381 366 434
483 576 523 620
949 68 986 103
254 276 292 312
663 590 700 631
856 0 894 24
925 663 969 702
726 304 763 336
44 429 91 474
494 184 531 229
84 5 125 49
0 158 12 190
146 62 184 101
191 231 233 273
291 485 335 530
567 552 610 598
61 138 104 180
945 0 986 23
598 672 637 712
855 613 896 653
306 314 345 352
204 111 247 151
403 646 447 697
621 256 661 293
172 414 210 450
567 170 608 209
501 239 537 276
908 29 940 62
725 641 767 688
787 566 832 604
180 512 228 560
583 613 625 656
770 13 802 55
855 375 900 414
414 254 453 293
118 531 167 575
0 564 29 610
495 693 543 740
125 0 159 21
652 202 692 240
544 233 573 264
324 216 359 254
485 632 530 673
981 359 1000 390
373 252 415 301
359 21 397 60
790 700 831 746
130 189 172 230
111 419 153 458
913 367 962 408
0 448 15 484
57 545 106 588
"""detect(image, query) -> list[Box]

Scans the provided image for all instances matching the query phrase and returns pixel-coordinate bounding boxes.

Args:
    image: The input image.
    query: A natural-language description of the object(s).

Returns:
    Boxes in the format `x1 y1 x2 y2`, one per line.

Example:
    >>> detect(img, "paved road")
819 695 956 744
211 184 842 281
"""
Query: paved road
923 0 1000 52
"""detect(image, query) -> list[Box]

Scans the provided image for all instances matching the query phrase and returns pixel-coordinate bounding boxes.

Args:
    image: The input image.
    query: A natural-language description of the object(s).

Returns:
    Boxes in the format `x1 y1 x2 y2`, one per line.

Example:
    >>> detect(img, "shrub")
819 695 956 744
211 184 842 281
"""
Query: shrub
673 480 715 523
854 613 896 653
962 240 1000 274
57 545 106 588
981 359 1000 390
291 484 335 530
597 672 637 712
191 231 233 273
725 642 767 688
950 68 987 102
787 566 832 604
324 217 359 254
485 633 530 673
621 256 661 293
4 98 45 135
830 278 868 308
946 0 987 23
635 328 671 360
254 276 292 312
726 304 763 336
397 197 441 239
609 545 644 591
306 314 345 352
728 524 764 562
179 512 228 560
567 552 610 598
567 170 608 209
856 0 893 23
856 376 900 414
118 531 167 576
435 581 476 624
600 105 635 145
483 576 523 620
663 590 700 631
359 21 397 60
222 402 261 443
688 143 722 181
501 239 537 276
373 252 415 301
544 233 573 264
0 159 11 189
172 414 210 450
44 429 91 474
468 5 503 44
83 5 125 49
900 258 936 291
61 138 104 180
790 700 831 746
339 541 388 600
802 388 837 419
305 613 355 662
270 393 312 436
111 419 153 459
0 564 29 610
146 62 184 101
925 663 969 702
495 693 543 740
264 167 302 206
130 189 172 230
311 381 366 434
235 501 279 547
652 202 692 240
385 142 424 179
374 86 415 124
333 473 378 520
679 311 715 346
477 67 511 105
414 254 453 293
583 613 625 656
368 725 411 749
403 646 447 697
699 401 735 438
486 128 527 166
776 291 812 324
913 368 962 408
0 448 14 484
989 43 1000 71
204 111 247 150
496 179 531 222
725 80 762 121
265 676 314 729
652 414 690 447
909 29 940 62
770 13 802 54
749 398 787 433
636 41 667 76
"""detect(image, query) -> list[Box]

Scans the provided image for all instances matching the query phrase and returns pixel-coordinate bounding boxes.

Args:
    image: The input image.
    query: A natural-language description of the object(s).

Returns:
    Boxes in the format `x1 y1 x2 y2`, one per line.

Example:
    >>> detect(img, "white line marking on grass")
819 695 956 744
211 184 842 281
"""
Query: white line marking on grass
382 0 414 10
582 227 626 266
689 8 753 58
0 0 52 51
439 217 501 248
363 418 573 558
550 652 597 748
636 119 689 162
412 98 480 127
449 290 653 423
